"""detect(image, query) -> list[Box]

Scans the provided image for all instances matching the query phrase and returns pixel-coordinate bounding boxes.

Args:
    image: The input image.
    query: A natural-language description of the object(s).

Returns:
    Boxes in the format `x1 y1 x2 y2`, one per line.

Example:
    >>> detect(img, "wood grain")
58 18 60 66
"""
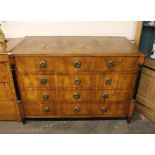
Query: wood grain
0 62 8 82
137 67 155 111
13 36 145 121
135 21 143 47
0 39 22 121
18 73 137 90
21 89 133 102
137 102 155 123
144 57 155 70
12 36 143 56
15 56 140 74
0 101 18 120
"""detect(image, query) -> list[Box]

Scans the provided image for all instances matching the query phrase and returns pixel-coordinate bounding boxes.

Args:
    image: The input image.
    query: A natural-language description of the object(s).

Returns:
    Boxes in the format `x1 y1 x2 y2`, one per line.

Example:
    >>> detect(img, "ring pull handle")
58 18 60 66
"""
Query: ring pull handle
73 92 80 100
42 93 49 100
107 60 115 69
73 60 81 68
102 92 109 99
74 78 81 85
73 106 80 113
39 60 47 69
105 78 112 85
43 106 49 112
101 107 108 113
40 79 47 85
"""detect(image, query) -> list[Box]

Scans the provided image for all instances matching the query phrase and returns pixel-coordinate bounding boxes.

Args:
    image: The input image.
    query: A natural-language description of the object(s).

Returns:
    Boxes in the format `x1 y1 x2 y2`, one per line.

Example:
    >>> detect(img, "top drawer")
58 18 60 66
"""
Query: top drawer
0 62 8 82
15 56 139 74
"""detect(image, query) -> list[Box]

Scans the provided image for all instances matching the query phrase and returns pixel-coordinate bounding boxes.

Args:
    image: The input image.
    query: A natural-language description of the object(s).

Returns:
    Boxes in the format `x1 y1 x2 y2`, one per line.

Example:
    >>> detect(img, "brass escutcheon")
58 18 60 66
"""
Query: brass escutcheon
40 79 47 84
101 107 108 113
74 78 81 85
73 92 80 100
73 106 80 113
73 60 81 68
39 60 47 69
43 106 49 112
107 60 115 69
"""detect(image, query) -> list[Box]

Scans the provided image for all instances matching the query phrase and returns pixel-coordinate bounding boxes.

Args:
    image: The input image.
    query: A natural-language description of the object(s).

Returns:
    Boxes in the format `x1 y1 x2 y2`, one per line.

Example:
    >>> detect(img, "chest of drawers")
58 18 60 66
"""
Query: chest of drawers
12 36 144 122
0 54 20 120
0 38 23 121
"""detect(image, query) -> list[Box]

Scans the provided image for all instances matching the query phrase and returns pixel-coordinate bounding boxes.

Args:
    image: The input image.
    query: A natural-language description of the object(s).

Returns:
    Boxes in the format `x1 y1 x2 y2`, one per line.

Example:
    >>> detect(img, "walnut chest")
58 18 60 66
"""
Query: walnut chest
0 38 23 120
12 36 144 122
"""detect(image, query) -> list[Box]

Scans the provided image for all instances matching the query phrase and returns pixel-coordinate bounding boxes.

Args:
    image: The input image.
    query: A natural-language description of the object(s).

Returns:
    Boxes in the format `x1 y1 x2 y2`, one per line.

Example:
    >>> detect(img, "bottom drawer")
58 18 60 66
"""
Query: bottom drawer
23 101 130 117
0 101 17 120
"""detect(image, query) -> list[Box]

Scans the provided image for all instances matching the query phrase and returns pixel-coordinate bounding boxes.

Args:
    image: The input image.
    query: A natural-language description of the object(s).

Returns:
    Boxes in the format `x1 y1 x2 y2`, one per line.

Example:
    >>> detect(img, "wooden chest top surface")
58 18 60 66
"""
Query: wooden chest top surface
12 36 143 56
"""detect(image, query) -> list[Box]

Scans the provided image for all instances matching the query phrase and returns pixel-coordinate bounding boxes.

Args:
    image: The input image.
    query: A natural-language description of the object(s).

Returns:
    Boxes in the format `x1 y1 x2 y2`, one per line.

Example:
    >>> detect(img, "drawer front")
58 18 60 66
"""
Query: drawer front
15 56 139 74
24 101 129 116
0 62 8 82
21 89 132 103
91 101 129 115
18 73 136 89
0 83 12 100
0 101 17 119
23 101 56 116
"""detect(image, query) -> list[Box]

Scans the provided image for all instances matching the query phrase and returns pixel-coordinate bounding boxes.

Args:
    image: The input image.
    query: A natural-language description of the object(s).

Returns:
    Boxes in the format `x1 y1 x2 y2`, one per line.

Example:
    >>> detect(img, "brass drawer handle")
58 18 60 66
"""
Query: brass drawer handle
102 92 109 99
73 106 80 113
42 93 49 100
73 60 81 68
39 60 47 69
40 79 47 84
74 78 81 85
43 106 49 112
107 60 115 69
105 78 112 85
73 92 80 100
101 107 107 113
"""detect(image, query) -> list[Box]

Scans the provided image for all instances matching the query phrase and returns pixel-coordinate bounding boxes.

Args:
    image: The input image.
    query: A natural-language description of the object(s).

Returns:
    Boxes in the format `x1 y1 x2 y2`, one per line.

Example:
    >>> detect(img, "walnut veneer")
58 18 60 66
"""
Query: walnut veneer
10 36 144 122
0 55 20 120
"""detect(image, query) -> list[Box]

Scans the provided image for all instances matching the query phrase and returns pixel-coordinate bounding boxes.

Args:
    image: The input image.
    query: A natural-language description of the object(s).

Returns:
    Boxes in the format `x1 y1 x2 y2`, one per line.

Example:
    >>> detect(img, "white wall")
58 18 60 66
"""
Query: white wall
1 21 137 40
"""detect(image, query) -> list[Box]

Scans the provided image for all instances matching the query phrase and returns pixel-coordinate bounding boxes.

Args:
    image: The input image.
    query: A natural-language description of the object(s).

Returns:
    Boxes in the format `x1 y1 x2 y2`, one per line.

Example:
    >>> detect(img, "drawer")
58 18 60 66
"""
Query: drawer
18 73 137 89
23 101 56 116
0 83 12 100
0 101 17 119
21 89 133 103
15 56 139 74
0 62 8 82
23 101 130 117
91 101 129 115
